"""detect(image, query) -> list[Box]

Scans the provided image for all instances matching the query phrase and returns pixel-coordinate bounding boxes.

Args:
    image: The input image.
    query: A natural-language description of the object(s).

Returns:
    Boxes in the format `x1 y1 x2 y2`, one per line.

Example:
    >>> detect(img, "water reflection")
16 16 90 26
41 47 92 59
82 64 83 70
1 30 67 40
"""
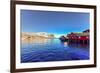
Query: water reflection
63 42 68 47
22 37 50 44
21 38 89 63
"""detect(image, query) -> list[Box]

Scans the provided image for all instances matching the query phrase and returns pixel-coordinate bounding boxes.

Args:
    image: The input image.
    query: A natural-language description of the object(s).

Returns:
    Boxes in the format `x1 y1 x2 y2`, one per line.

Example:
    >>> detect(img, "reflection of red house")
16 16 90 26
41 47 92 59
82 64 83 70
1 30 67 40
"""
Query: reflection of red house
67 29 89 44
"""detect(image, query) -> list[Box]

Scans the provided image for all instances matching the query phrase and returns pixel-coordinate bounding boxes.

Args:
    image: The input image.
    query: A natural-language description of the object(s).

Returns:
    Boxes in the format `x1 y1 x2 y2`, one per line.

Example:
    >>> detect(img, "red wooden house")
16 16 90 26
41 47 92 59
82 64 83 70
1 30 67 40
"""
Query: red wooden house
67 29 89 44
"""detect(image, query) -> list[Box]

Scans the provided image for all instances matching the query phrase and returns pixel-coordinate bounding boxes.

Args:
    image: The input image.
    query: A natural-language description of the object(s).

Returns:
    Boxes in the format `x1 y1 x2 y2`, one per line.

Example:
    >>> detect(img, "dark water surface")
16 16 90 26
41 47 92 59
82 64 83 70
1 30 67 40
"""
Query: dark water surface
21 38 89 63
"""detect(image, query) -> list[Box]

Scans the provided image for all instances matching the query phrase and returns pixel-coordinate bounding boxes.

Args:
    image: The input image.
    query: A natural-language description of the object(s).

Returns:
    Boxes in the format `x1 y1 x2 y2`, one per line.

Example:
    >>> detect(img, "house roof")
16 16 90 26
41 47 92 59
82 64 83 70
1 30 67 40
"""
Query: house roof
67 32 89 36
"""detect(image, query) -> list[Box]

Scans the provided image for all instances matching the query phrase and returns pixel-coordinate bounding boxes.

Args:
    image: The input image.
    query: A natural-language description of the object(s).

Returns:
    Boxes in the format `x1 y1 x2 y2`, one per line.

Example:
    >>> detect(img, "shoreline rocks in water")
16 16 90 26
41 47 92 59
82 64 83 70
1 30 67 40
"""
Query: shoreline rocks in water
59 36 68 42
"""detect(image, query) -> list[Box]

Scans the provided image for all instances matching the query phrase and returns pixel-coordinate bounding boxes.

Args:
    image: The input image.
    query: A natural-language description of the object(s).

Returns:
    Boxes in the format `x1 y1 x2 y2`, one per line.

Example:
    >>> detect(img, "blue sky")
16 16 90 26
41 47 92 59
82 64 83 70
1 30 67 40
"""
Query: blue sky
21 10 90 38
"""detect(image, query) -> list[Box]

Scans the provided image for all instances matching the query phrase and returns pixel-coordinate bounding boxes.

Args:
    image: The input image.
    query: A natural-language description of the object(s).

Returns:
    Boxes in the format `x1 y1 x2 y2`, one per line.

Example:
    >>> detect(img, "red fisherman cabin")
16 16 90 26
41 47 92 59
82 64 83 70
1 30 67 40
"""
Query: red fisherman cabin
67 29 89 44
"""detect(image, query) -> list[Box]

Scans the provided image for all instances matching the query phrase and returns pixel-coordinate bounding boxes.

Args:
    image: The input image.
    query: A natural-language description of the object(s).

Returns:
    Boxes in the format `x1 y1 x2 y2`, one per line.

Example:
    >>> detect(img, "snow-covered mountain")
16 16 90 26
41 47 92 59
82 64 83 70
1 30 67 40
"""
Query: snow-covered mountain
21 32 55 40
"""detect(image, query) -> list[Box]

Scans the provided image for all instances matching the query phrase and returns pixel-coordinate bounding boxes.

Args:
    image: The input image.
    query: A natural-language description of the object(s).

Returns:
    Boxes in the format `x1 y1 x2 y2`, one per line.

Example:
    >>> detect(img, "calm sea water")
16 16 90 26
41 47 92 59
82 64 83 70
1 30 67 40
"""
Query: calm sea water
21 38 89 63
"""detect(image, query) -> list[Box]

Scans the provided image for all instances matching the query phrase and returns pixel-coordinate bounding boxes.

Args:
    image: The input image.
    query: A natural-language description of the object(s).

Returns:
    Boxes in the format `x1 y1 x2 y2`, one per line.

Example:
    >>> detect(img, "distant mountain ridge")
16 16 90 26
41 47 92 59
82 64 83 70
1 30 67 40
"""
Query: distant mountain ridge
21 32 55 40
